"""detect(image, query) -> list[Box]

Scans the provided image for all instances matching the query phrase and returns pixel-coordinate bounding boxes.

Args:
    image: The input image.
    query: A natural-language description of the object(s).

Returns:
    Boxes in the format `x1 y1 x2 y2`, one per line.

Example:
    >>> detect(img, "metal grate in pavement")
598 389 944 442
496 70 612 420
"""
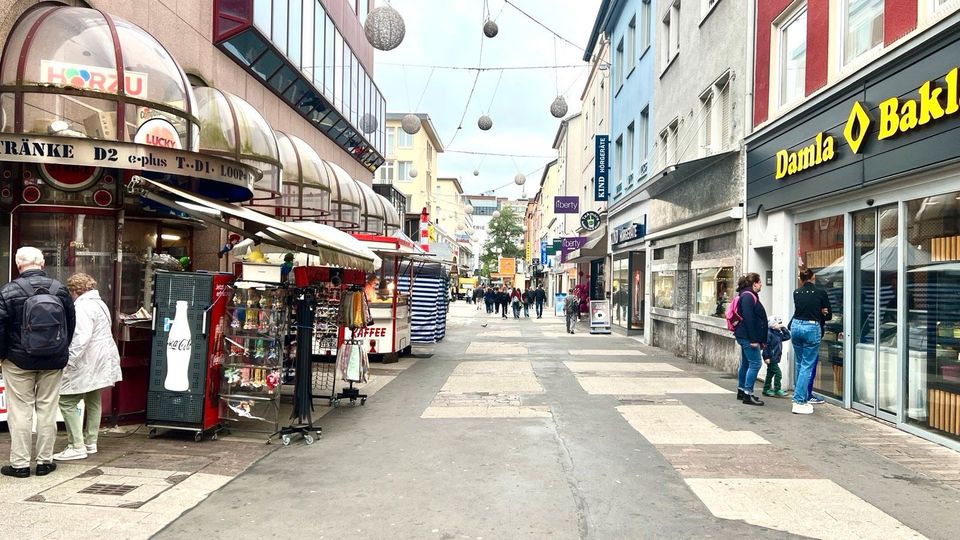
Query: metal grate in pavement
78 483 139 496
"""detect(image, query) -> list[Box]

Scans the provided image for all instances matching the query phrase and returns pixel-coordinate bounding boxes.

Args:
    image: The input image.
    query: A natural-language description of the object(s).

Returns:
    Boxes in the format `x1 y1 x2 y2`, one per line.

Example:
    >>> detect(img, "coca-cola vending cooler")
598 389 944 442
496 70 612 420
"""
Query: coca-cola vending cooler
146 271 232 441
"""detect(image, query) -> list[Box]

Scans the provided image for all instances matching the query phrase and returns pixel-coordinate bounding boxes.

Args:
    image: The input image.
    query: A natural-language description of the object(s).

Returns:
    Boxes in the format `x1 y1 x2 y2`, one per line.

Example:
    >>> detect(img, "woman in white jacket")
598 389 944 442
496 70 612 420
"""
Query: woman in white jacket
53 273 121 461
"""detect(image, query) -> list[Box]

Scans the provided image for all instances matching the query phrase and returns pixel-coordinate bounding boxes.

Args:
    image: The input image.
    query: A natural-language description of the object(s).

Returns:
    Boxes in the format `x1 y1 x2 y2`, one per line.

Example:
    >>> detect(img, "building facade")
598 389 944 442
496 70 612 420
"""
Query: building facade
375 112 443 234
746 0 960 449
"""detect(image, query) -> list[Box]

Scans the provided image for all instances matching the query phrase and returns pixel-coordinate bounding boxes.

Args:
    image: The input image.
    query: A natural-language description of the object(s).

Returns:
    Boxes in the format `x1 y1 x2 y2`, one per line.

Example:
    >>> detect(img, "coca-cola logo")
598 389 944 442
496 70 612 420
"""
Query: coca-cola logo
167 339 192 351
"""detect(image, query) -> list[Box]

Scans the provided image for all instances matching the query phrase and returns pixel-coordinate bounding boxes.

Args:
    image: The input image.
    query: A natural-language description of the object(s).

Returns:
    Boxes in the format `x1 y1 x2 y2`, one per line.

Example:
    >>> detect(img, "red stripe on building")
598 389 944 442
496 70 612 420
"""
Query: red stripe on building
753 0 794 127
805 0 830 95
884 0 918 46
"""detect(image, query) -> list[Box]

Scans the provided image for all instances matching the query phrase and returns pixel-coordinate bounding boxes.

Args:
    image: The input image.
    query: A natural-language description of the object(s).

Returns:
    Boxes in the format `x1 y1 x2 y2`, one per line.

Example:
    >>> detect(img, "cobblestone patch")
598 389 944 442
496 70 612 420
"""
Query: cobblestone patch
685 478 926 539
658 445 821 478
422 361 549 419
564 361 682 373
617 405 769 445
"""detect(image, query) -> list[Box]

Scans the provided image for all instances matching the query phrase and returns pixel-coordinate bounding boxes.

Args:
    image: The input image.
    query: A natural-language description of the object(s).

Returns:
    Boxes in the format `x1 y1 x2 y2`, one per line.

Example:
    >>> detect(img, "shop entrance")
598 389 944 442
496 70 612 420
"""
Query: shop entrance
851 206 899 420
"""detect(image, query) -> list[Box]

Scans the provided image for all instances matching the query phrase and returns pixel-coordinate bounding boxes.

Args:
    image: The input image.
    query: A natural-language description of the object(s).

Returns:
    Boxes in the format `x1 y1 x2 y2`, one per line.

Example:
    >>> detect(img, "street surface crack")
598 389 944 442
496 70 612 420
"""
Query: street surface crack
547 407 591 539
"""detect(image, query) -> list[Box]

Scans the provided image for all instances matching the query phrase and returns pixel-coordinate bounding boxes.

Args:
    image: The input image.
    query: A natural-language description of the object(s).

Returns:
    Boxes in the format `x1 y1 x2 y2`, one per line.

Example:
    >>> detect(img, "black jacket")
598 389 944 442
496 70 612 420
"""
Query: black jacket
0 269 77 370
792 282 832 324
496 292 509 305
763 327 791 363
534 288 547 302
733 287 767 344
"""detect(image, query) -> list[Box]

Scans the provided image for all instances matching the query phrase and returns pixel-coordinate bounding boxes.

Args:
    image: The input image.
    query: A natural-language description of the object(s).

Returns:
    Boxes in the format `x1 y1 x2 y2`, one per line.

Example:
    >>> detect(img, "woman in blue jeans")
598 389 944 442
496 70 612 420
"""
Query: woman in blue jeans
733 273 767 406
790 267 832 415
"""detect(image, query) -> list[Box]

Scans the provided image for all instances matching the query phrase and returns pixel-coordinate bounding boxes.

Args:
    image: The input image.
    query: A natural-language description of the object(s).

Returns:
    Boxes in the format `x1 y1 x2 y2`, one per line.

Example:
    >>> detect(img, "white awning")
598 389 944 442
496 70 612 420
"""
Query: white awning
129 176 380 271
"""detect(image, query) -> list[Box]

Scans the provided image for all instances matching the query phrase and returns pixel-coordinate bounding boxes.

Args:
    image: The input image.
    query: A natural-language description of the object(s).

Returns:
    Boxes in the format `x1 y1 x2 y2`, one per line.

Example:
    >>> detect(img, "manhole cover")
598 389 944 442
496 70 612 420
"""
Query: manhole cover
78 483 139 496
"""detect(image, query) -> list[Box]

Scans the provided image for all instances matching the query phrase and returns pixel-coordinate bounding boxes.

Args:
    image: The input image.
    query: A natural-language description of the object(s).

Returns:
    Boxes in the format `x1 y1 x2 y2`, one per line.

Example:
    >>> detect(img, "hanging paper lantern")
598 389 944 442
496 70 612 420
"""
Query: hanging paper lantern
359 113 378 134
465 204 474 215
492 210 501 219
514 173 526 186
401 113 422 135
409 167 418 179
478 115 493 131
483 20 499 38
364 5 406 51
550 96 568 118
473 169 479 176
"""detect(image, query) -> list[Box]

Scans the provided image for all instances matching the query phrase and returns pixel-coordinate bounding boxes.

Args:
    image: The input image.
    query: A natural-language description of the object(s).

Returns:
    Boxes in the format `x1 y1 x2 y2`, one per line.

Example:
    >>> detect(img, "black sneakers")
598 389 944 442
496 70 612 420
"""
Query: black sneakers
742 394 765 406
1 465 29 478
35 462 57 476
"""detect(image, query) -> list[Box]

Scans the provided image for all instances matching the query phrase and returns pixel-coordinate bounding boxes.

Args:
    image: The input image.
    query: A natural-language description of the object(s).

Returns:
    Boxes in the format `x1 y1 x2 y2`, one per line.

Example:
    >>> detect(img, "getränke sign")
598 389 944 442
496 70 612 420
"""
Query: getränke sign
775 66 960 180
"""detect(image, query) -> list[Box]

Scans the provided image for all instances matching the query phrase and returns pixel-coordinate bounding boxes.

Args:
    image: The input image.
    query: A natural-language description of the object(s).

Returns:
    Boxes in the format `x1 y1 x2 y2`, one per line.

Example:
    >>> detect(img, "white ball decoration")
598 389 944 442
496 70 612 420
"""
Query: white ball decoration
478 115 493 131
359 113 378 134
514 173 526 186
550 96 569 118
401 113 422 135
409 167 418 179
483 20 499 38
364 5 406 51
465 204 474 215
492 210 501 219
473 169 479 176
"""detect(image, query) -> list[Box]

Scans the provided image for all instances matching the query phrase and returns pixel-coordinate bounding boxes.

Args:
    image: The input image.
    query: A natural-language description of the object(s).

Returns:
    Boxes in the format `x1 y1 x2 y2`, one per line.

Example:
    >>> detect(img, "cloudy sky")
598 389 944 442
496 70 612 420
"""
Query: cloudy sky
372 0 603 199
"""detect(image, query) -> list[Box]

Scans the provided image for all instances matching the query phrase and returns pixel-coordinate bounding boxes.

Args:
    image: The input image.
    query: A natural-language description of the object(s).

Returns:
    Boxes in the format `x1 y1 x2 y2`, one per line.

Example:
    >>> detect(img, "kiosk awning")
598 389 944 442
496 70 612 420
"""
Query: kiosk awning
129 176 380 271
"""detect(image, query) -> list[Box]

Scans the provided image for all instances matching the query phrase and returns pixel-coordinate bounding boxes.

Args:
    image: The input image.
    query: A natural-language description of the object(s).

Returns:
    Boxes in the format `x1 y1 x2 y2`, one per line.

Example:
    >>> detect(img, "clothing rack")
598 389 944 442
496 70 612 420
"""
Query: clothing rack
332 285 369 407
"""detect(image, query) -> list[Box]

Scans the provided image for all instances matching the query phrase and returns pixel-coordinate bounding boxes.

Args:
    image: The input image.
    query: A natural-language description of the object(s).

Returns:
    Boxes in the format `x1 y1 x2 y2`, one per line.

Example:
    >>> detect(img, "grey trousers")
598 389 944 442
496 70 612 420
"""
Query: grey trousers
1 361 63 468
566 312 578 333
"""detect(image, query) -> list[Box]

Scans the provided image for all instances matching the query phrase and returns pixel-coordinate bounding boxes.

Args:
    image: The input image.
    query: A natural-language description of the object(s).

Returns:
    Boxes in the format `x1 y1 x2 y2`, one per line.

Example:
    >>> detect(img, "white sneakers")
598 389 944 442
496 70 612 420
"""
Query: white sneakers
792 402 814 415
53 446 88 461
85 443 98 454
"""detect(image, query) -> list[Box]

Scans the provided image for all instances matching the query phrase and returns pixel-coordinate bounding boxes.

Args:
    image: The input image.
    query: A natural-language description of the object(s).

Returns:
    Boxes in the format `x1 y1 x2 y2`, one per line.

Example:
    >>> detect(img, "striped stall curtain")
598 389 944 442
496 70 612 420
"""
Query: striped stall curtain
398 262 450 344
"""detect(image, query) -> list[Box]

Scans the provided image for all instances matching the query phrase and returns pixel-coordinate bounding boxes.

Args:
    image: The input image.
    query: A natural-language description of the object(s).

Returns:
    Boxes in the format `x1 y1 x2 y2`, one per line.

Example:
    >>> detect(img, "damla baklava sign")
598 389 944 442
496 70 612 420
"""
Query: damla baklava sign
775 67 960 180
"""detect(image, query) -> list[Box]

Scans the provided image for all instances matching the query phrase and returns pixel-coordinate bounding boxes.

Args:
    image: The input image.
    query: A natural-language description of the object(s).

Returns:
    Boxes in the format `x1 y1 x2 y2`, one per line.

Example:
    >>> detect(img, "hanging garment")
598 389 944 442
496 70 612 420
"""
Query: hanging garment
336 341 369 383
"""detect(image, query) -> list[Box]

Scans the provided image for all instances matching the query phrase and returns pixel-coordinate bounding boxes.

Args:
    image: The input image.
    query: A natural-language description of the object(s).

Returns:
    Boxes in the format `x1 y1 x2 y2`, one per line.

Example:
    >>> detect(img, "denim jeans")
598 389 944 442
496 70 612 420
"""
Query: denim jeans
523 303 530 317
512 303 521 318
485 301 493 313
535 301 544 317
790 320 822 404
736 338 763 395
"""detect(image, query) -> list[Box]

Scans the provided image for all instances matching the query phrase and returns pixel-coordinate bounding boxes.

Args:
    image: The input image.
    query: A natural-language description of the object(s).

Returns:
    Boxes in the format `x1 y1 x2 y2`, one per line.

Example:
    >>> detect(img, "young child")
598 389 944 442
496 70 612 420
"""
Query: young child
763 316 791 397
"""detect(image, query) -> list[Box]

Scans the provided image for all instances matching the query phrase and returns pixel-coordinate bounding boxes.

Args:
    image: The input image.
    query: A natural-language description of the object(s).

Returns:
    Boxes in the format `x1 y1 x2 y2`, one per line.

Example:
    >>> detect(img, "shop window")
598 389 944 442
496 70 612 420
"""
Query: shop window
842 0 883 67
695 266 734 318
653 246 670 260
630 251 645 330
778 5 807 107
18 213 116 315
906 192 960 441
612 256 629 328
653 270 675 309
697 232 736 254
797 215 845 400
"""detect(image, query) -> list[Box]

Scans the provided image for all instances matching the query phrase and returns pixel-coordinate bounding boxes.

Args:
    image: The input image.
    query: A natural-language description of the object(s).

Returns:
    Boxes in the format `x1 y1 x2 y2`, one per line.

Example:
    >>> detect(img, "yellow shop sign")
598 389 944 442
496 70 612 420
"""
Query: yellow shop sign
775 132 835 180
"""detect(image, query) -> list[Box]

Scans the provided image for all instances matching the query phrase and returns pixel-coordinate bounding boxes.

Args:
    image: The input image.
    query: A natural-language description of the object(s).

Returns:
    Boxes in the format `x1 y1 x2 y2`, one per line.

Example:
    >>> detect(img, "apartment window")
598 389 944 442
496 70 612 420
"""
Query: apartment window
615 38 625 88
615 135 624 184
626 122 635 180
386 127 396 156
658 128 669 170
398 129 414 148
701 0 721 19
641 1 651 50
397 160 413 180
842 0 883 66
699 90 713 156
668 119 679 164
779 6 807 106
661 1 681 71
639 107 649 165
377 160 395 182
626 16 637 75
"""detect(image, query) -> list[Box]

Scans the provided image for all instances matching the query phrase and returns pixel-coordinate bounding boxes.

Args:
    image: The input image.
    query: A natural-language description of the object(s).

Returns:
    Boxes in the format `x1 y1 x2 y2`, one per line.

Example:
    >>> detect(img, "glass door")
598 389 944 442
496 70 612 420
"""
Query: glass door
852 206 899 420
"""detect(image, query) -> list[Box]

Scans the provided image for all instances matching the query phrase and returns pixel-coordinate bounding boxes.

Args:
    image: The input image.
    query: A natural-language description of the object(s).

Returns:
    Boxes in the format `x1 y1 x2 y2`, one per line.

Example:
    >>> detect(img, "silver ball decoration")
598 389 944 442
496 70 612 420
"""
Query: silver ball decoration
409 167 418 179
550 96 569 118
364 5 406 51
359 113 378 134
465 204 474 215
401 113 422 135
492 210 501 219
473 169 479 176
483 20 499 38
514 173 526 186
478 115 493 131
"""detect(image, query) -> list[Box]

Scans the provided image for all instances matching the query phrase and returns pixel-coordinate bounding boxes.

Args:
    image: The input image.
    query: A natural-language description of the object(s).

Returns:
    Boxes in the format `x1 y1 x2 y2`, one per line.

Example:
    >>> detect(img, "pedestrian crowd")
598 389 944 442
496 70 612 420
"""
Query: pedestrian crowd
1 246 122 479
474 283 549 320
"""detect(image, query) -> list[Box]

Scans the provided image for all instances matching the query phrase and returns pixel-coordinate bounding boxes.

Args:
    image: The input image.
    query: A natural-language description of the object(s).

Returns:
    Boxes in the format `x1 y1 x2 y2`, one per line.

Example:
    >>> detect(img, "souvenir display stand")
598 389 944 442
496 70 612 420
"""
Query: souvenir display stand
398 261 450 344
218 263 287 439
333 288 372 407
272 286 323 446
146 271 233 442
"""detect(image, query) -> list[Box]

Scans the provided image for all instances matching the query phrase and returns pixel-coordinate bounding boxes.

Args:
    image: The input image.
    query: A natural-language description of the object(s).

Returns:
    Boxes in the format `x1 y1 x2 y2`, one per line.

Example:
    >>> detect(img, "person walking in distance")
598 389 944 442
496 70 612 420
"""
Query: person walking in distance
53 274 122 461
498 286 510 320
0 247 77 478
534 283 547 319
484 286 494 314
522 286 533 318
732 273 767 406
564 289 580 334
790 268 832 414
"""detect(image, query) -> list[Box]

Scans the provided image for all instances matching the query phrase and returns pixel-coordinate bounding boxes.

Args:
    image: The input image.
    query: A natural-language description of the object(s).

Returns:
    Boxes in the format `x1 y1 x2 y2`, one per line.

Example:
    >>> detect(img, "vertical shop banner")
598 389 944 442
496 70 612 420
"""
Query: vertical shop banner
559 236 587 262
540 241 547 265
554 196 580 214
554 293 567 316
594 135 609 201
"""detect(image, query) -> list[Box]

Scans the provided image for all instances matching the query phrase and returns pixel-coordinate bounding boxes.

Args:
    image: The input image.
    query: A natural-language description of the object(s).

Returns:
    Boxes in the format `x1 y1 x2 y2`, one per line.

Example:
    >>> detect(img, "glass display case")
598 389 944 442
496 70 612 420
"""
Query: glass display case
219 284 287 434
695 267 734 318
653 271 676 310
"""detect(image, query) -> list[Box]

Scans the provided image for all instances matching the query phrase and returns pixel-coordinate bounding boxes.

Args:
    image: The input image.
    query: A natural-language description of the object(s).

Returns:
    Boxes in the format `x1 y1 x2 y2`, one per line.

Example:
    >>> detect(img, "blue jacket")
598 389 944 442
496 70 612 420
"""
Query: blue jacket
762 327 791 364
733 288 767 344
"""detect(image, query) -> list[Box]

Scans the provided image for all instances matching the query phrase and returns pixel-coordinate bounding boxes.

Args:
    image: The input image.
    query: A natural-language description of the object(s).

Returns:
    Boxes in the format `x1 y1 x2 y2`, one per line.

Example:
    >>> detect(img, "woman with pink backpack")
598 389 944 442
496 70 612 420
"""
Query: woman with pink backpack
730 273 767 406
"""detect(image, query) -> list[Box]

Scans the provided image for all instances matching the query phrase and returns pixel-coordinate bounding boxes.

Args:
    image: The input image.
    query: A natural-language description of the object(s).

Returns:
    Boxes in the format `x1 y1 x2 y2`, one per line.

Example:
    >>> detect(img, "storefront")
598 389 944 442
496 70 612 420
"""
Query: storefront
608 217 646 336
746 19 960 448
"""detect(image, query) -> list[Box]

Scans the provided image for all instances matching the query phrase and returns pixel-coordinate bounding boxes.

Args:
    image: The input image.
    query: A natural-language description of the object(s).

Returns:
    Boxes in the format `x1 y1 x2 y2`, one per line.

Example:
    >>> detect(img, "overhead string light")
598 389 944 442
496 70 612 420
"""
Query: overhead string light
364 2 406 51
401 67 435 135
483 0 499 38
550 36 568 118
448 9 486 147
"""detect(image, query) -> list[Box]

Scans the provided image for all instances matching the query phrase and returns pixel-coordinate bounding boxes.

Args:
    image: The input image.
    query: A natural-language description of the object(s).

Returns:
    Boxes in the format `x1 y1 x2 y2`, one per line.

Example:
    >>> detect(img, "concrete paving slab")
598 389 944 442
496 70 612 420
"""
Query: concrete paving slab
575 376 732 395
564 361 681 373
465 341 528 355
617 404 769 445
567 349 647 356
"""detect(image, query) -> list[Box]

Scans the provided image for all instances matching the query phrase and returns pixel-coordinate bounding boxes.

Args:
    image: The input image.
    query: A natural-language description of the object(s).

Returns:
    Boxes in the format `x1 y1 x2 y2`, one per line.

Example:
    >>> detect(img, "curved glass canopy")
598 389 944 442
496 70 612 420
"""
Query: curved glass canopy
322 160 362 229
379 193 401 232
195 87 281 199
355 179 386 235
265 131 331 219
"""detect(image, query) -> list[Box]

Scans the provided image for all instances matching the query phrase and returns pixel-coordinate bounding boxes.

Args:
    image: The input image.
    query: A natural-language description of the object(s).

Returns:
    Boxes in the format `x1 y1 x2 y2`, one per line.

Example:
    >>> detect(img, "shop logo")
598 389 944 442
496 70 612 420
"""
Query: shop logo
554 196 579 214
580 211 602 231
844 101 871 154
135 118 182 150
775 132 835 180
41 60 148 98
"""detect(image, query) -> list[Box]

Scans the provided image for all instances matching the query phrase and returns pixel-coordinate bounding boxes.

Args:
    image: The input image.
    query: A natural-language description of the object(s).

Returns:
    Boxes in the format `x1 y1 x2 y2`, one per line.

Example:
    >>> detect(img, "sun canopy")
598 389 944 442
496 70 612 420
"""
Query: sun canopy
129 175 379 271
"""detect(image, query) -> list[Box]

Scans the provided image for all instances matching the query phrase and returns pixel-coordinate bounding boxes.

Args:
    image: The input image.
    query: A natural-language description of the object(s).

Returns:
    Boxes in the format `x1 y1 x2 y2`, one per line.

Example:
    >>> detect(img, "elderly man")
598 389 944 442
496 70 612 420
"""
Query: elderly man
0 247 76 478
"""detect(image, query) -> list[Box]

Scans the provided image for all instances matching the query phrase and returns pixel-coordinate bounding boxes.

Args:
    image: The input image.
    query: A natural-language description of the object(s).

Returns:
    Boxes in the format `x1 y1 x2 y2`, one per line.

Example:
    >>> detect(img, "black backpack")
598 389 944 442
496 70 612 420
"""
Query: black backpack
15 278 69 357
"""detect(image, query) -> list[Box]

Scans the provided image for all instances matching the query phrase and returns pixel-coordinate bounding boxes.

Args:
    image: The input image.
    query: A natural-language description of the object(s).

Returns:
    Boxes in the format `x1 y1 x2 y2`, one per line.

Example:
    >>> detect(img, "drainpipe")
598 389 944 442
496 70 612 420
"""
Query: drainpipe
742 0 756 276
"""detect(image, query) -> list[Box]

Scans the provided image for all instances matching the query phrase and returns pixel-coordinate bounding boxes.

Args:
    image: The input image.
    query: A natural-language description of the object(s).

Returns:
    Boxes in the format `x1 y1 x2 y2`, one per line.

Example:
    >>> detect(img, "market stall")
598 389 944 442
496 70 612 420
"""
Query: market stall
398 260 450 344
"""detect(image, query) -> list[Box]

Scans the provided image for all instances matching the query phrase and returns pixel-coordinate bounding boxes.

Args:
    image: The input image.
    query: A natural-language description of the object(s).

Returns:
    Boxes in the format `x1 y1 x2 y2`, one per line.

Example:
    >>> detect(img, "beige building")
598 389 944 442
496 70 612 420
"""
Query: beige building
376 113 443 223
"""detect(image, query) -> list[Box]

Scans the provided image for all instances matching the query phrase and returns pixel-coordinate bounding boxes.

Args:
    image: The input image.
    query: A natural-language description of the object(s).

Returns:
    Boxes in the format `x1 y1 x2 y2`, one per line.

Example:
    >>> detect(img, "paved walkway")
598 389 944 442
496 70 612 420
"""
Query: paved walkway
2 302 959 538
